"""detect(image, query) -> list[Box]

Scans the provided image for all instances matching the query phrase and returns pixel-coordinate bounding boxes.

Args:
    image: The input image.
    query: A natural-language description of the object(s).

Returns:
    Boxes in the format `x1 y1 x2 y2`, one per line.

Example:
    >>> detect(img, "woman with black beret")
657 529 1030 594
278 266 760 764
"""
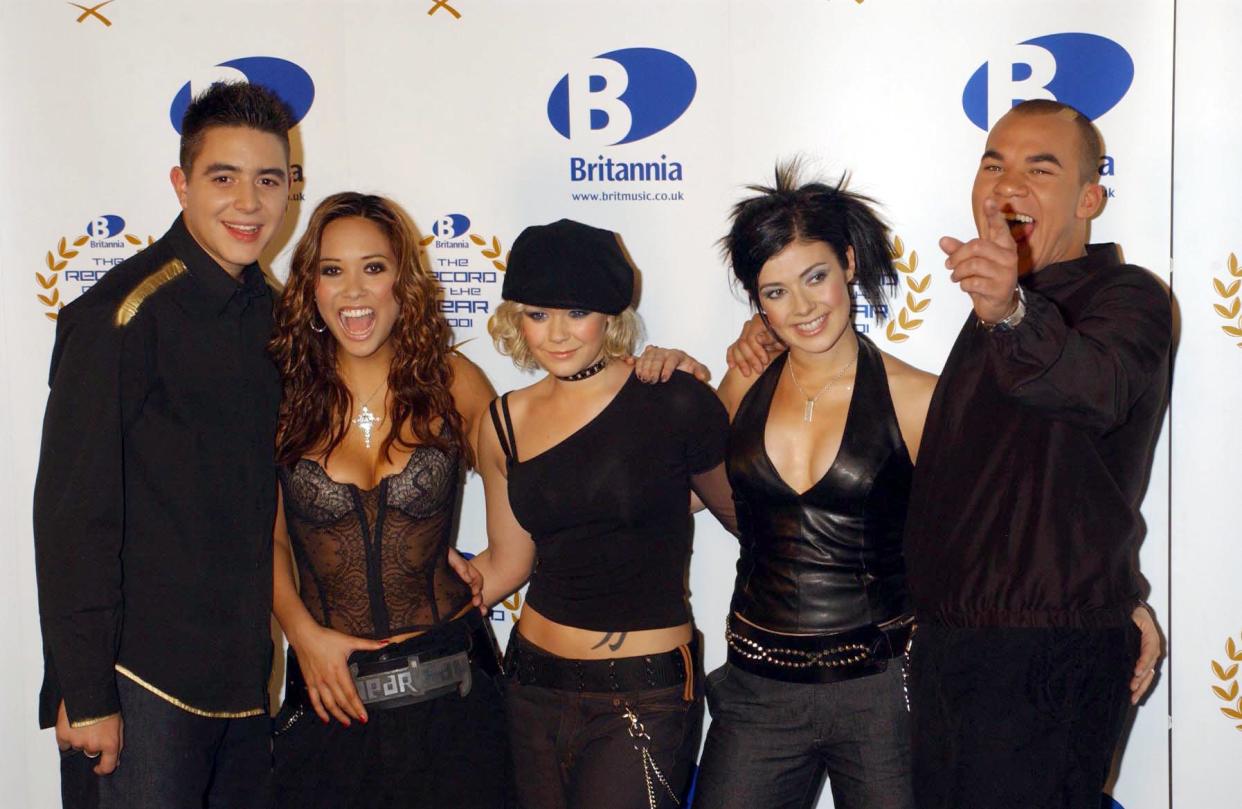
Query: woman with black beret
466 218 738 809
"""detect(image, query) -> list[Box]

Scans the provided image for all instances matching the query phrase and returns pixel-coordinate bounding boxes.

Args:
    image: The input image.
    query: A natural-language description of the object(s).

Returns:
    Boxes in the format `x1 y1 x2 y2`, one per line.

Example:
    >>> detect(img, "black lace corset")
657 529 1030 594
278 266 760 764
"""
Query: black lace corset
278 441 470 639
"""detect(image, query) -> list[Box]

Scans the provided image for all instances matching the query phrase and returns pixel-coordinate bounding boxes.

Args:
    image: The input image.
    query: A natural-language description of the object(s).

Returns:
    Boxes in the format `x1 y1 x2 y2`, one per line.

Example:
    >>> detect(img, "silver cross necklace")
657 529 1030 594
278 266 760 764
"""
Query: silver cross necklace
786 349 857 423
352 379 388 449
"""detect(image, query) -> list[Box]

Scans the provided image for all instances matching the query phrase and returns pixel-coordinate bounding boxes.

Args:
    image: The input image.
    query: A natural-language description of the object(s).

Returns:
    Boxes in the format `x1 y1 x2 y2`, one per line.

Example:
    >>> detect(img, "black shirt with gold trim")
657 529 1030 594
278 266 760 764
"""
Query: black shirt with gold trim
33 216 280 728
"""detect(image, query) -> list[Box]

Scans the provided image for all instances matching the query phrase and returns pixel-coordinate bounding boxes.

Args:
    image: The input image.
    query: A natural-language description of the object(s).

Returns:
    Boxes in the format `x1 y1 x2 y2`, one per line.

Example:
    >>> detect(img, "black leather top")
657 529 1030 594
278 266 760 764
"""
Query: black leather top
726 334 913 634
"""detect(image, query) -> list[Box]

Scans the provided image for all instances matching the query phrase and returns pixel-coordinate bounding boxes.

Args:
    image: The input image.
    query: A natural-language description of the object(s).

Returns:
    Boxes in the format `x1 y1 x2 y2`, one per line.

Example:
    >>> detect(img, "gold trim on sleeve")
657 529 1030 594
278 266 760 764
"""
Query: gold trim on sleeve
114 258 188 327
69 712 120 729
115 665 264 719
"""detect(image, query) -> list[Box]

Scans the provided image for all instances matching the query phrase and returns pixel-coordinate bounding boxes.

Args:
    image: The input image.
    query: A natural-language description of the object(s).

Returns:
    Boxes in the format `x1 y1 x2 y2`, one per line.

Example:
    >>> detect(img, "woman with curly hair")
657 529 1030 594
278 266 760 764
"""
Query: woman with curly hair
266 192 507 809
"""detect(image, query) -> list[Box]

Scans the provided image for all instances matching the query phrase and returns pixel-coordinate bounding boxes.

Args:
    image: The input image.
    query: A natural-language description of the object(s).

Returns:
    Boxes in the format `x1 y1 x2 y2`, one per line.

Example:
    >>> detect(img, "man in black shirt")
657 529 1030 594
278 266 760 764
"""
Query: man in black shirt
903 100 1171 807
34 81 292 808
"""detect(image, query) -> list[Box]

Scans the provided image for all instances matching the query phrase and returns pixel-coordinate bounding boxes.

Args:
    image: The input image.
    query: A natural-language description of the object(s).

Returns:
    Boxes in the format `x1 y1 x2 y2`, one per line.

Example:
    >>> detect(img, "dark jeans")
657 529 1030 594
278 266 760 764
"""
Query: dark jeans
694 661 913 809
274 623 511 809
504 653 703 809
66 673 272 809
909 624 1139 809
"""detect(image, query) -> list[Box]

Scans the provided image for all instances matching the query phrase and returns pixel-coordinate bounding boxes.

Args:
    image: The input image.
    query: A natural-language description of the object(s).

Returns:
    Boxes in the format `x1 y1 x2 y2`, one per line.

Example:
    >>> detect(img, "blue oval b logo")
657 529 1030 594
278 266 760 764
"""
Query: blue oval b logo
432 214 472 239
962 33 1134 130
86 214 125 239
169 56 316 134
547 47 697 146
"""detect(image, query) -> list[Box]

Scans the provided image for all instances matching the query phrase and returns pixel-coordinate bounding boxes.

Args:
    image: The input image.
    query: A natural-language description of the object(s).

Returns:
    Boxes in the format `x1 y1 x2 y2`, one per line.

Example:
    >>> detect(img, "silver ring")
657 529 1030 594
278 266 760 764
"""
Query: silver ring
84 751 101 759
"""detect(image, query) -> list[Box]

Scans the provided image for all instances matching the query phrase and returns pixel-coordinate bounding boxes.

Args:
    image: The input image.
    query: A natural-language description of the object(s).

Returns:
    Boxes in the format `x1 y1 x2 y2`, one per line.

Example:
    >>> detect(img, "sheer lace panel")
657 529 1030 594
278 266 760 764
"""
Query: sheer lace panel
279 442 471 639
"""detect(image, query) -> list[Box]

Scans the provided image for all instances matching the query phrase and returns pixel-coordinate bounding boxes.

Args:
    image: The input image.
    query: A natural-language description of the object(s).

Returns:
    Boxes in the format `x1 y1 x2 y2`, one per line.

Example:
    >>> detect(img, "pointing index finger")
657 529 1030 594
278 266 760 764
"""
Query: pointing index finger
983 198 1015 249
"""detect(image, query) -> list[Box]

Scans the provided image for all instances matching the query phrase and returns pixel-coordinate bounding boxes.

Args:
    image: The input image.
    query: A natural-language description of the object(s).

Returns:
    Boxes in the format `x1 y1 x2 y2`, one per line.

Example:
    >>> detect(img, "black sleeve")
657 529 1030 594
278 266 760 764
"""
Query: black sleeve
987 269 1172 434
672 372 729 475
33 304 147 726
691 462 738 537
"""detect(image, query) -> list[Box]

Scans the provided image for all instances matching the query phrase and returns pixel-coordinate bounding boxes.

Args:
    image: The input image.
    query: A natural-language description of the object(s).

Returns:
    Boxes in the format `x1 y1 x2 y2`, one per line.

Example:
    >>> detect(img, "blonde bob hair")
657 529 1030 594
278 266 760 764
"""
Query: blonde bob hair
488 302 644 372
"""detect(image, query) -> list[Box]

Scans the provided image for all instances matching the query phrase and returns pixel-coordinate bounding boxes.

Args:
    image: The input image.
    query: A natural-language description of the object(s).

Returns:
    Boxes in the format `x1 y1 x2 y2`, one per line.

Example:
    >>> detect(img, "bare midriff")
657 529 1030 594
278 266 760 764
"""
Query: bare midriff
516 605 691 659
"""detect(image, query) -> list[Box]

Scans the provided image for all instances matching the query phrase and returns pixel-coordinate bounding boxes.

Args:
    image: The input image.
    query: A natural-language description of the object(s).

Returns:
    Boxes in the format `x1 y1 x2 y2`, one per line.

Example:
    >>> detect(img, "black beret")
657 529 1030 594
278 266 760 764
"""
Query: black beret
502 219 635 315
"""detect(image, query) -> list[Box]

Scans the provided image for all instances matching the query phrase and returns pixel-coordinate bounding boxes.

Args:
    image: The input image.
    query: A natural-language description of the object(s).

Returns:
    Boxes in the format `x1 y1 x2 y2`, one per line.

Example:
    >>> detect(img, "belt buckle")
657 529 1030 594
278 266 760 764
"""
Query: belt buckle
350 651 473 707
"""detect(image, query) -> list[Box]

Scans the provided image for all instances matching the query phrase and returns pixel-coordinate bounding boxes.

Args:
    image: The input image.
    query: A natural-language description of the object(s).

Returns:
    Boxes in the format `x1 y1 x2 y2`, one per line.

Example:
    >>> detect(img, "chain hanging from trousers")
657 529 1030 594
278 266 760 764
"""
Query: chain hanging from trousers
621 705 680 809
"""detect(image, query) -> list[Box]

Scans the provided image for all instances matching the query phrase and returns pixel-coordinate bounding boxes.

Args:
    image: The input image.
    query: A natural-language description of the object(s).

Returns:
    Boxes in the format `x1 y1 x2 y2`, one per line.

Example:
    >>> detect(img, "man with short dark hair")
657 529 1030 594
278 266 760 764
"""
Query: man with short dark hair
904 99 1171 808
34 80 293 809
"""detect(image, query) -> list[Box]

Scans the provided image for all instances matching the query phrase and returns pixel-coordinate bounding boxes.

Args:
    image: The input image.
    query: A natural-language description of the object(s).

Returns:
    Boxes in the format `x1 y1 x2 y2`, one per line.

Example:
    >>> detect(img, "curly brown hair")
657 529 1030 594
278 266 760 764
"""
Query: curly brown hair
270 192 466 466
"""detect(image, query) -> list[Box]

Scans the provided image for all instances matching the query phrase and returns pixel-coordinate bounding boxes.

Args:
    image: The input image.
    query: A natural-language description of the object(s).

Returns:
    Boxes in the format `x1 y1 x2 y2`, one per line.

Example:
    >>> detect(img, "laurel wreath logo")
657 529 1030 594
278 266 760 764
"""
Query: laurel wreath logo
884 235 931 343
502 592 522 623
38 232 154 321
419 232 508 271
1211 630 1242 731
1212 252 1242 347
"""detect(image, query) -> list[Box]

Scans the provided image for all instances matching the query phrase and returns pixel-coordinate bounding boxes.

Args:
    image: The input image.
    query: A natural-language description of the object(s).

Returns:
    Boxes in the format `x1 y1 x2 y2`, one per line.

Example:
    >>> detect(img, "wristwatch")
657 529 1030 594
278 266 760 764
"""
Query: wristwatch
980 286 1026 332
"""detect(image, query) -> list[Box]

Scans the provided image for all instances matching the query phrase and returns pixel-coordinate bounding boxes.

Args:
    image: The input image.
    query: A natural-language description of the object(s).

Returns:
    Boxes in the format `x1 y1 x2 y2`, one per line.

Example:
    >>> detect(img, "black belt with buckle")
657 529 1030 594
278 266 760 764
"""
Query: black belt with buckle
282 610 500 716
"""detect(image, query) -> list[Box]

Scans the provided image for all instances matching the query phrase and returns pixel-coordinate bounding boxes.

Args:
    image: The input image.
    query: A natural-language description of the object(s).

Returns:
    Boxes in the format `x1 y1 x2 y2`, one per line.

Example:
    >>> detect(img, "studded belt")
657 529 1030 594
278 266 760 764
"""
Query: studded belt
725 614 914 684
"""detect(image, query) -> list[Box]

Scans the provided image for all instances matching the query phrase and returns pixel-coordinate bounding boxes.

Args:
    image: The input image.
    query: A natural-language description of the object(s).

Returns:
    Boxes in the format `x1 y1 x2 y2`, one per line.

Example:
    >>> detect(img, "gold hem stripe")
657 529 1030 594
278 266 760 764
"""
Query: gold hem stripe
69 712 120 729
114 258 188 327
114 665 264 719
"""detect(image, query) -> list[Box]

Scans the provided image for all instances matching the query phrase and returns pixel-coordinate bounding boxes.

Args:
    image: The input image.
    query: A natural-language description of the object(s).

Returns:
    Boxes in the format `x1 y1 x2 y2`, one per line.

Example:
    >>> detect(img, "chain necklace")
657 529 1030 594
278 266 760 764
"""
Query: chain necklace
785 349 856 423
352 379 387 449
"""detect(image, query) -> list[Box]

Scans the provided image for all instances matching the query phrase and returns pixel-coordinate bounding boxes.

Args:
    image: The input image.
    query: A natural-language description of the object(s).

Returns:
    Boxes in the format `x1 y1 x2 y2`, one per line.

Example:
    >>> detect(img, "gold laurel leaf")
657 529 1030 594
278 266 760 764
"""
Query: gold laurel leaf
909 275 931 294
1222 326 1242 337
125 234 141 245
1230 253 1240 275
63 249 78 259
36 273 56 289
58 237 67 255
910 297 930 313
905 318 924 330
45 312 59 321
894 262 910 274
1214 660 1232 679
907 292 917 310
889 332 908 343
909 251 919 273
885 320 898 340
1229 637 1238 658
73 235 89 247
492 236 501 253
1215 304 1237 319
492 260 506 271
52 260 67 272
1216 278 1234 297
482 249 500 259
898 309 913 329
1223 707 1242 720
46 252 55 270
1226 280 1242 297
38 290 60 306
1215 685 1234 701
1230 681 1240 699
419 235 434 246
469 234 486 246
892 236 905 257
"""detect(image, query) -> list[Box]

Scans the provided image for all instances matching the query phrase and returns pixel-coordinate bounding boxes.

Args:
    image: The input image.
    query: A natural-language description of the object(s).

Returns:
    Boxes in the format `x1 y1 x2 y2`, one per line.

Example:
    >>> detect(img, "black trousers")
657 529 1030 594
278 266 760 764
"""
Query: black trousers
274 614 512 809
504 635 704 809
909 624 1139 809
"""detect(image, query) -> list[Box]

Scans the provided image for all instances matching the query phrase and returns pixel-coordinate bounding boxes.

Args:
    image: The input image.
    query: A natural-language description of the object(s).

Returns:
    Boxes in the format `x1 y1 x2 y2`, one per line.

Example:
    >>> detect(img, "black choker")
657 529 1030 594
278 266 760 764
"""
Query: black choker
556 357 607 381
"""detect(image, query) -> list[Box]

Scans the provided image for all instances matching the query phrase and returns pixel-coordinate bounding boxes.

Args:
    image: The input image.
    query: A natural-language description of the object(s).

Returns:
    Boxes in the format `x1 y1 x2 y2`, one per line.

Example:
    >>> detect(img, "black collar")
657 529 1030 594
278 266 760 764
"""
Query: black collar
1022 243 1122 295
163 215 269 314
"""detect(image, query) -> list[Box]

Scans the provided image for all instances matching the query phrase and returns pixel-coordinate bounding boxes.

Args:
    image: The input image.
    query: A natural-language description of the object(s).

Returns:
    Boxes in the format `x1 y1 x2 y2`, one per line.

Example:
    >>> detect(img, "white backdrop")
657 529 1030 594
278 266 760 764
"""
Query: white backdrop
0 1 1228 806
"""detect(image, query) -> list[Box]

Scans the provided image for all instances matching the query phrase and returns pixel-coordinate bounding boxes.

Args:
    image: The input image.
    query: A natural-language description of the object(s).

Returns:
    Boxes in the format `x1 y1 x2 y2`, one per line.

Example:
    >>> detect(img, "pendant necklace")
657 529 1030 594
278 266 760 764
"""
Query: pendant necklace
352 379 387 449
786 350 857 423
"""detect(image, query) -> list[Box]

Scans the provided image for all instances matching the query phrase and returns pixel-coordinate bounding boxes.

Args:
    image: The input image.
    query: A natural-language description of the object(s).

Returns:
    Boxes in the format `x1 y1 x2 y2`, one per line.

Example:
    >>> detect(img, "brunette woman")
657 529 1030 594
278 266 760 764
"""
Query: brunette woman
267 192 507 808
467 219 737 809
693 165 937 809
